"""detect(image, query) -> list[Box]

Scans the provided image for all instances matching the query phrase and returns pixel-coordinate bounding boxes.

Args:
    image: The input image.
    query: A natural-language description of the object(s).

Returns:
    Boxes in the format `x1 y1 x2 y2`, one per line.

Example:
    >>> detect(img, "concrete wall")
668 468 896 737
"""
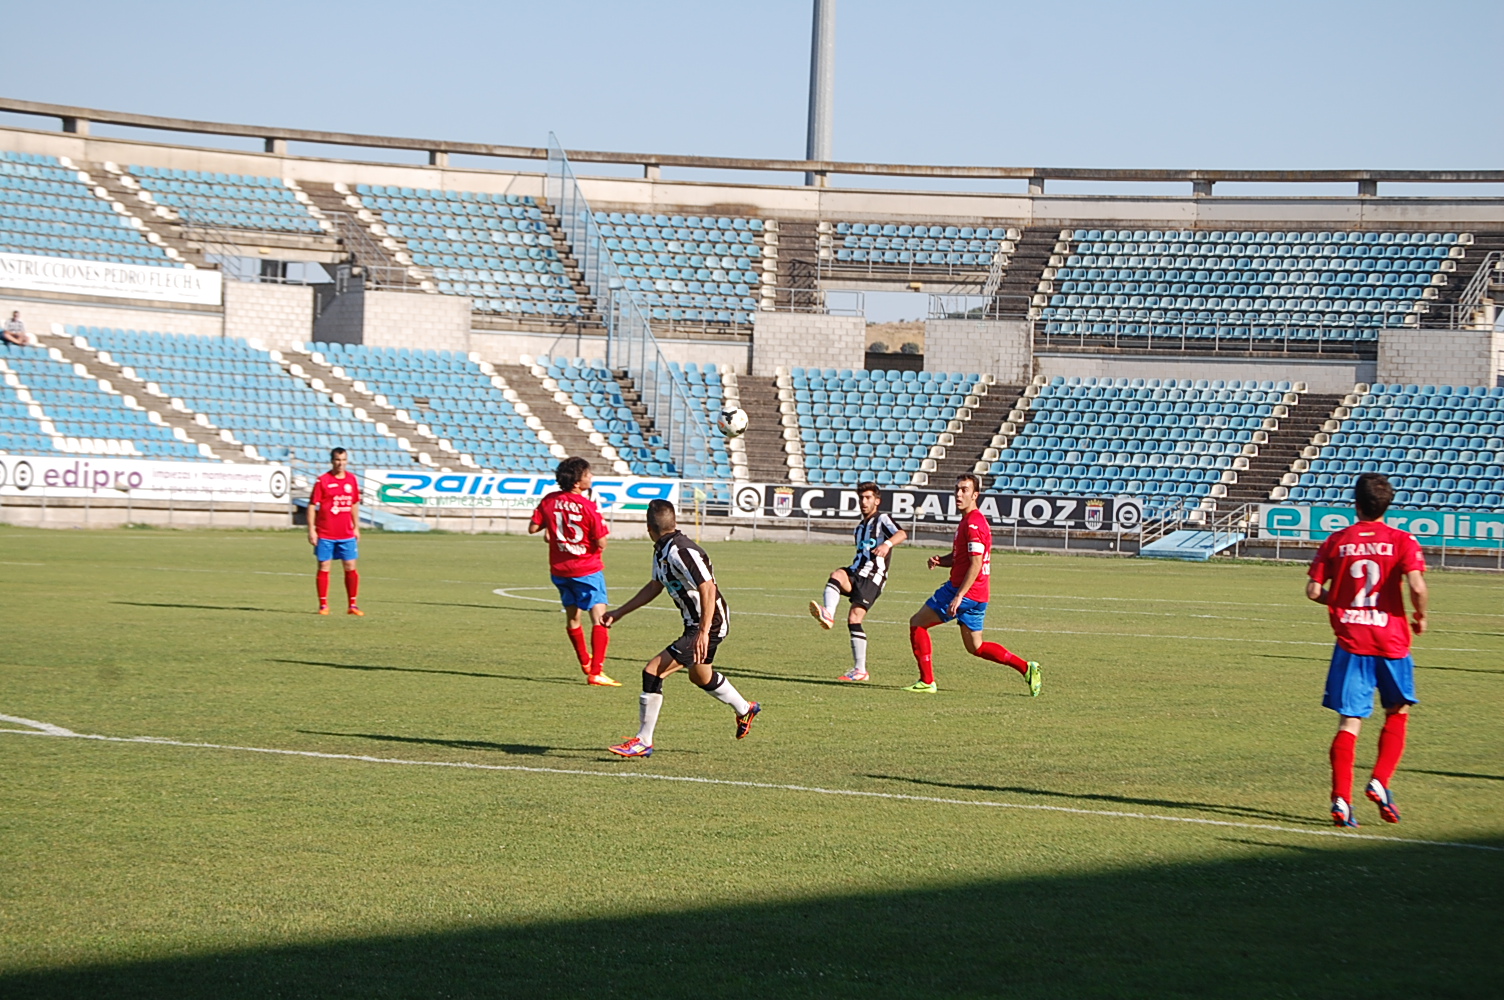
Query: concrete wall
751 312 865 376
0 291 223 340
1377 326 1501 387
1032 351 1374 393
925 319 1031 382
223 281 313 351
310 288 472 352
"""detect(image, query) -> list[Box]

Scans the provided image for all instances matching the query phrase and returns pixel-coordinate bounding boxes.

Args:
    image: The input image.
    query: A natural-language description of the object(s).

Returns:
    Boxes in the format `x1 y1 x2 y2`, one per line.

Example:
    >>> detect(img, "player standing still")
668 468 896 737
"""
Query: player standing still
906 474 1040 695
308 447 362 616
1306 473 1426 828
808 480 907 681
602 499 759 757
528 457 619 686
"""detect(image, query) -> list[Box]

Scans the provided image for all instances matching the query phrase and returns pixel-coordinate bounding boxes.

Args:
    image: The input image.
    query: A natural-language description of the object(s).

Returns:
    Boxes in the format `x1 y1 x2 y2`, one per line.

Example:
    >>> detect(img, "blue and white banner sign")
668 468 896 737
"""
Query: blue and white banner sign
366 470 678 511
1260 504 1504 549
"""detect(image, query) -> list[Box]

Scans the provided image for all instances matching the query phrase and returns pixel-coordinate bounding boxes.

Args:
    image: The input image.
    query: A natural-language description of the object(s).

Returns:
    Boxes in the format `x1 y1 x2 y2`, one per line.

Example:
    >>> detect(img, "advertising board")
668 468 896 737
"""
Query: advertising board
729 483 1142 532
0 251 223 305
0 455 290 503
366 470 679 511
1260 504 1504 549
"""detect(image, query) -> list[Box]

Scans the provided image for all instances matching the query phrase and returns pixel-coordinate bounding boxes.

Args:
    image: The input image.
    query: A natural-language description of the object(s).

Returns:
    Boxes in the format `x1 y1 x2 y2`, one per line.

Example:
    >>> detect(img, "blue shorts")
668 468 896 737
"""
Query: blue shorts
315 537 358 562
1322 644 1418 718
925 580 988 632
552 571 608 610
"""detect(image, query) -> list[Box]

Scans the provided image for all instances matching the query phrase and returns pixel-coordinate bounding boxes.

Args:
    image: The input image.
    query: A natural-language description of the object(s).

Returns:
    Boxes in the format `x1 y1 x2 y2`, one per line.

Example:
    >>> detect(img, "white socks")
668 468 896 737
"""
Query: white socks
703 672 751 715
822 582 841 618
637 692 663 745
849 623 868 675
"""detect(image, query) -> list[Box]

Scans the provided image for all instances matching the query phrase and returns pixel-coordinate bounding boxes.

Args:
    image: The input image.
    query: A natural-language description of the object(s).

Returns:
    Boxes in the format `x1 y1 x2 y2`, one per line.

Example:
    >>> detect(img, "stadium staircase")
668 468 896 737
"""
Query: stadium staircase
995 227 1066 315
498 363 618 470
771 221 816 309
301 182 423 289
1221 391 1346 506
606 368 670 471
930 384 1026 482
1424 230 1504 328
501 202 604 333
81 164 199 265
44 330 246 462
278 348 457 469
734 374 795 482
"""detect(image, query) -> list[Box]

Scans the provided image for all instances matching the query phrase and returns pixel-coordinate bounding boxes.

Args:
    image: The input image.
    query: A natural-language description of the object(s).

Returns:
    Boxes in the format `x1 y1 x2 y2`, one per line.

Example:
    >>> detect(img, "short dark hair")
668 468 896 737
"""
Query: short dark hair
646 499 677 535
857 481 881 496
955 473 981 494
1354 472 1395 520
556 456 591 491
330 447 347 460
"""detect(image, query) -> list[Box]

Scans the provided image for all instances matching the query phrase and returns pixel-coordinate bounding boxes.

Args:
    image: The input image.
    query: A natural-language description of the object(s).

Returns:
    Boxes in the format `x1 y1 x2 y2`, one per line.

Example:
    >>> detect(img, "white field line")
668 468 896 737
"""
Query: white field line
490 589 1498 653
1 713 1497 854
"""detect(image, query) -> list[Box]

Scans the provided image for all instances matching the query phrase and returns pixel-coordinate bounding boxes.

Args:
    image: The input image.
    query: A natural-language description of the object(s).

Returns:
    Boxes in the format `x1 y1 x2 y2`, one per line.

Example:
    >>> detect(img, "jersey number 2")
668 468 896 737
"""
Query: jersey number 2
1349 559 1380 608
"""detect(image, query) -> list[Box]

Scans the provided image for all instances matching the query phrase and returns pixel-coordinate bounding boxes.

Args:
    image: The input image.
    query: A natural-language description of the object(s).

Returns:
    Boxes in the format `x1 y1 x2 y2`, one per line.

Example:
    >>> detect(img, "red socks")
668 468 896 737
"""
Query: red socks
910 625 934 684
344 569 359 604
566 626 590 669
1330 730 1357 802
316 569 330 603
590 624 610 676
976 641 1028 674
1373 713 1409 786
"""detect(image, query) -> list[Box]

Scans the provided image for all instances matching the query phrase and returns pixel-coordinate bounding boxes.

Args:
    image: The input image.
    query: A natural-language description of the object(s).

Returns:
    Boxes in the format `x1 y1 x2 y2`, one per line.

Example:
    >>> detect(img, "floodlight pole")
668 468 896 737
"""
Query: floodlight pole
805 0 835 187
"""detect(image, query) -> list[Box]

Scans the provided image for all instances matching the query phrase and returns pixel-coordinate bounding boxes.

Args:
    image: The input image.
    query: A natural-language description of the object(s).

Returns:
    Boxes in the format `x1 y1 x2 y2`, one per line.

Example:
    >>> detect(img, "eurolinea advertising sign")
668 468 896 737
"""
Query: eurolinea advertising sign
1260 504 1504 550
366 470 679 511
0 455 290 503
730 483 1143 532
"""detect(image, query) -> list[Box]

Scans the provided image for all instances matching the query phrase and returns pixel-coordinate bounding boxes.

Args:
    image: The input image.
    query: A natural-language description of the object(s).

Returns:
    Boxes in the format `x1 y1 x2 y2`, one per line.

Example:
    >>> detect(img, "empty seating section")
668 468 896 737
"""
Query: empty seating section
72 328 411 478
992 377 1290 514
1290 385 1504 510
355 185 579 319
0 358 54 454
667 362 734 481
1041 230 1463 342
127 166 325 234
0 152 177 266
794 368 980 487
832 221 1016 269
316 343 554 474
594 212 763 326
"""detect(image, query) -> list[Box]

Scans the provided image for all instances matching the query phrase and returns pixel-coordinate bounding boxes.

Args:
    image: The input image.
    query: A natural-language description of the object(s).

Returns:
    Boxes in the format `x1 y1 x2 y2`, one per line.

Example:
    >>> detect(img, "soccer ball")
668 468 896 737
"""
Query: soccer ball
717 407 749 438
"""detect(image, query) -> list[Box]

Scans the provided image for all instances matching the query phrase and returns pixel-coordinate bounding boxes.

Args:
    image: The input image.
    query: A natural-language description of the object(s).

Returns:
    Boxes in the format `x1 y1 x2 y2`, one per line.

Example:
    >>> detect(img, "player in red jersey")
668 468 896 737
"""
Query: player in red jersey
308 447 362 616
528 457 619 686
1306 472 1427 828
905 474 1040 695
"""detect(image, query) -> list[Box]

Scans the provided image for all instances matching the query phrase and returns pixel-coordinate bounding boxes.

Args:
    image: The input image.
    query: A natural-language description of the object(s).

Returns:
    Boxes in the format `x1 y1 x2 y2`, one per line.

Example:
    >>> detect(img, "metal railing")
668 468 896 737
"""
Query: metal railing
765 287 865 315
816 250 1009 281
545 135 717 479
929 294 1033 321
1033 317 1396 354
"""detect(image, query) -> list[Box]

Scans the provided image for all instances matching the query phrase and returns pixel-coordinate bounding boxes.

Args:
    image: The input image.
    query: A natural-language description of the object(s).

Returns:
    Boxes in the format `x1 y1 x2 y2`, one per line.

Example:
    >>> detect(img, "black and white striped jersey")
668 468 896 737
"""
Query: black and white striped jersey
652 530 730 637
848 512 902 587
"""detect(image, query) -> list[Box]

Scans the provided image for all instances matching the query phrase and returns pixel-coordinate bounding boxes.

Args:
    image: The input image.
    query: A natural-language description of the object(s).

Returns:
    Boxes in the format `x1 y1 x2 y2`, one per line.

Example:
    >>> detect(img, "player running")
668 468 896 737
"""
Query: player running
602 499 759 757
906 473 1040 695
528 457 619 686
1306 472 1427 828
308 447 362 616
808 480 907 681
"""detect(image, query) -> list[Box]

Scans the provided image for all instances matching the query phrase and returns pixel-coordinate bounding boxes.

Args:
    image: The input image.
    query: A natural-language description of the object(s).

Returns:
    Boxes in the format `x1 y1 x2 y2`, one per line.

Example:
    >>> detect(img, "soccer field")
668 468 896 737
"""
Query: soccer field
2 526 1501 998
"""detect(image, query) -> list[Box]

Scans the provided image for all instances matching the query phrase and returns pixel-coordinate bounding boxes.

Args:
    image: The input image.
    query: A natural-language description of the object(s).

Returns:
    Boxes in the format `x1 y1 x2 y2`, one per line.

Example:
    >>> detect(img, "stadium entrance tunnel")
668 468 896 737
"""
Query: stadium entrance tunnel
5 838 1499 998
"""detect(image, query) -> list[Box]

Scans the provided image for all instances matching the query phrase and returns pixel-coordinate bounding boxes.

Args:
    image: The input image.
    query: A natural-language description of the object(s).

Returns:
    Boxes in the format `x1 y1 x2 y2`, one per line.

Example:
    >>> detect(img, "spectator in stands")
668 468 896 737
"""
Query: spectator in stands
2 311 32 348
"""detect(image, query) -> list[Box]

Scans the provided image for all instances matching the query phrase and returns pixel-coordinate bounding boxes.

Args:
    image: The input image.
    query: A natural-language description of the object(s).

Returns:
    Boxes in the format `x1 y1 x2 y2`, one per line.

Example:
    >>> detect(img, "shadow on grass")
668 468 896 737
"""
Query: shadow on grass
409 601 559 614
1407 768 1504 782
866 773 1320 825
3 839 1499 998
726 668 894 690
271 659 577 685
298 730 600 756
1416 664 1504 675
112 601 302 615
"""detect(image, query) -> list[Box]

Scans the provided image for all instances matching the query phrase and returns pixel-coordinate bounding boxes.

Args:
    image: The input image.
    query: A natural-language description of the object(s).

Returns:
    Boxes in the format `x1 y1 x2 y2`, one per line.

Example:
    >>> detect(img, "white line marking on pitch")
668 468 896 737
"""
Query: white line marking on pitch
4 712 1497 854
489 589 1496 653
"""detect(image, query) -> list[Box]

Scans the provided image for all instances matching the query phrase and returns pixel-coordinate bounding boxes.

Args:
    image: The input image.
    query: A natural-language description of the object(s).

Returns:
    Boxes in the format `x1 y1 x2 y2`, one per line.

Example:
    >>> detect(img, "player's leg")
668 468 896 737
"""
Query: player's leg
585 602 620 686
906 602 945 692
341 553 361 615
959 615 1041 696
841 604 869 681
562 603 591 670
685 640 759 738
1323 645 1376 827
1366 657 1417 823
315 558 332 614
811 568 851 629
609 650 678 757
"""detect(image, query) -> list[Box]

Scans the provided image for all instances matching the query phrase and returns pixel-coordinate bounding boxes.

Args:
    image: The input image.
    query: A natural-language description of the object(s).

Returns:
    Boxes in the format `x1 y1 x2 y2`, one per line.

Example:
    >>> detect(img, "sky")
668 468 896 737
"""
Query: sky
3 0 1499 320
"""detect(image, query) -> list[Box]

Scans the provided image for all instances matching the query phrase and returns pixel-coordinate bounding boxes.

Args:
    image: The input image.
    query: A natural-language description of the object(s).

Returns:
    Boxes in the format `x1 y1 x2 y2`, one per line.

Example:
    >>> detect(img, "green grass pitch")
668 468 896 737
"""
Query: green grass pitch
1 525 1501 998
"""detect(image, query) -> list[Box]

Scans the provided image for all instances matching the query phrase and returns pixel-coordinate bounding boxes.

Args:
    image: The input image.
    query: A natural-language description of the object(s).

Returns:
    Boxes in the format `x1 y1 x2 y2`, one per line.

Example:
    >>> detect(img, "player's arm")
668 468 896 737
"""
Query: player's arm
1305 579 1330 604
306 487 320 546
926 551 954 570
1405 569 1427 634
948 552 985 615
875 528 907 558
351 489 360 541
602 579 663 627
694 580 717 664
527 506 545 535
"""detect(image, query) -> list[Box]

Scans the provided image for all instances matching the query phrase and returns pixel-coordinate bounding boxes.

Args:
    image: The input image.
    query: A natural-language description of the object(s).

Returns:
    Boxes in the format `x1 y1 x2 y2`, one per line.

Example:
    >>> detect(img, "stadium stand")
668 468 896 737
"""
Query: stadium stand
789 367 986 487
311 342 558 475
1279 384 1504 510
1037 230 1467 344
123 166 330 235
988 376 1294 514
351 185 581 320
67 328 414 480
826 221 1017 271
0 152 180 266
593 212 766 329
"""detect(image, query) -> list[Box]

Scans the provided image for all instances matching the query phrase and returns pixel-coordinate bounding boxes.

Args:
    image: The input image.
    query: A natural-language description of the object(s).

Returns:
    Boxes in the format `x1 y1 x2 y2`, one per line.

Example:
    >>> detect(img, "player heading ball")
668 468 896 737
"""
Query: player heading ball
529 457 619 686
